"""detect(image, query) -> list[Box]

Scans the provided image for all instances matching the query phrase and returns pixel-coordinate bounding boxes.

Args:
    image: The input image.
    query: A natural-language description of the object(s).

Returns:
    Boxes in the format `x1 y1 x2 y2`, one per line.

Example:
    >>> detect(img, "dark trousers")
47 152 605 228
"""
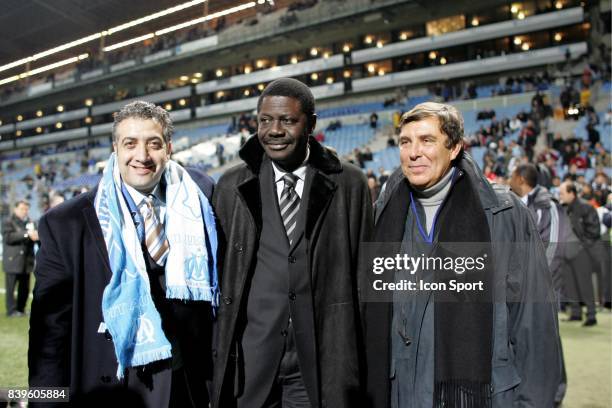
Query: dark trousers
590 240 611 306
127 360 193 408
5 272 30 315
564 250 597 320
264 321 311 408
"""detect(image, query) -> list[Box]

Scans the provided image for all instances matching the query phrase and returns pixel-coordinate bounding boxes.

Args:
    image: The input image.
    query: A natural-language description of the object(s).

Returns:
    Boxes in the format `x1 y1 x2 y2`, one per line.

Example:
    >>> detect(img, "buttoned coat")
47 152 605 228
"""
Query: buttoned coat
211 136 373 408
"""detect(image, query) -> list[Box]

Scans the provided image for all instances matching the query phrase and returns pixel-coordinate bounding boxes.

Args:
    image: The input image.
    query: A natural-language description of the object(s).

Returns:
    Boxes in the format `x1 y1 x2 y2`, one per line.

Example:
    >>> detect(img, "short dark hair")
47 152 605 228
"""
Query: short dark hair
564 181 578 195
15 200 30 208
399 102 464 148
515 163 538 188
112 100 174 143
257 78 315 122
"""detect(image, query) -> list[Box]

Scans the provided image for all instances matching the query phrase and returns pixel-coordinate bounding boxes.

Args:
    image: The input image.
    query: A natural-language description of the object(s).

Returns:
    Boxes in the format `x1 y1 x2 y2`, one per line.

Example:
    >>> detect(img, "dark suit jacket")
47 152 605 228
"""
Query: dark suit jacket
28 168 215 407
2 214 35 274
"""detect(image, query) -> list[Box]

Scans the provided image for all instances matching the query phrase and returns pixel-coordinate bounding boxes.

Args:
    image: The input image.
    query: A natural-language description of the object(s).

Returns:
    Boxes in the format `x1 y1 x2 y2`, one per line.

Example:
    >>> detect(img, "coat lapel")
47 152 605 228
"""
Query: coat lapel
304 170 336 240
82 204 113 281
236 175 263 233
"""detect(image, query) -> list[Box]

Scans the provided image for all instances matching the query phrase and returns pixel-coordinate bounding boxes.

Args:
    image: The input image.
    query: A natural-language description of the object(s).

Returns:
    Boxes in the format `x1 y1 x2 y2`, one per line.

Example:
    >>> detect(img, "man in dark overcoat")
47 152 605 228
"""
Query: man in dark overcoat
29 101 217 408
212 78 372 408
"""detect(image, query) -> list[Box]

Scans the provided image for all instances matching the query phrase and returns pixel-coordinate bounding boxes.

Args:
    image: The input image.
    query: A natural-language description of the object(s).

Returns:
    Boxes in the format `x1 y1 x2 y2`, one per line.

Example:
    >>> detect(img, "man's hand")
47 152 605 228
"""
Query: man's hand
28 230 39 242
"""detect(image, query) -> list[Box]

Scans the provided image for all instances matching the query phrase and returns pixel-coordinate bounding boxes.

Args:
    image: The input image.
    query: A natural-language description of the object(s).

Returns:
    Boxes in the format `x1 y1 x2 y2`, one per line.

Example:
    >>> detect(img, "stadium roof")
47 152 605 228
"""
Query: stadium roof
0 0 238 66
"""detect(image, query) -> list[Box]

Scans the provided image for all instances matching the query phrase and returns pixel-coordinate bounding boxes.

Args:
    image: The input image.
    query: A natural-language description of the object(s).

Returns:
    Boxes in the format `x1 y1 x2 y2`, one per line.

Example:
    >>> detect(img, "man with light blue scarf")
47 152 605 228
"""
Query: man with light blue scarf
29 101 218 408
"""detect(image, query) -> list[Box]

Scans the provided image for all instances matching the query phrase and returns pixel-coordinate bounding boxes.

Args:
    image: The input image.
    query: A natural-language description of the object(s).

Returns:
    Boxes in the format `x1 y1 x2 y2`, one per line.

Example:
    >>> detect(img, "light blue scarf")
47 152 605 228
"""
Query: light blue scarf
95 153 218 378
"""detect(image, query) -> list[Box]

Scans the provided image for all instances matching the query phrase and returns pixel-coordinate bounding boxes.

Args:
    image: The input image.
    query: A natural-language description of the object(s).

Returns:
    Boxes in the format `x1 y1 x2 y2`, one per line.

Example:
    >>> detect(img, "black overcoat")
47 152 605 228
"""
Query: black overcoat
211 136 373 408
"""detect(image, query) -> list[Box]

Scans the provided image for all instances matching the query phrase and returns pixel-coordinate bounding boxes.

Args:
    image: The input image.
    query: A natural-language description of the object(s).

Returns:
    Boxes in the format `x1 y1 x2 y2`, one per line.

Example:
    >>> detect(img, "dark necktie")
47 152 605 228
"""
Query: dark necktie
280 173 300 245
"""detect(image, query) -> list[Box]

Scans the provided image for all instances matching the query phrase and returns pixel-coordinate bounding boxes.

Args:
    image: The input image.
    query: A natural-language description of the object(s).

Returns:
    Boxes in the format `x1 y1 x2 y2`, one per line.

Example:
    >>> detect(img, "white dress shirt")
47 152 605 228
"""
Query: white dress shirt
124 182 167 223
271 146 310 203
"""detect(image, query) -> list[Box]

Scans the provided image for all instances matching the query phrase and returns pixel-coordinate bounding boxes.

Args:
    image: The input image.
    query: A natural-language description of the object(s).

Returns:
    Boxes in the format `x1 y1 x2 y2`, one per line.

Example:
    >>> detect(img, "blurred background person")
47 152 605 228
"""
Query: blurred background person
2 200 38 317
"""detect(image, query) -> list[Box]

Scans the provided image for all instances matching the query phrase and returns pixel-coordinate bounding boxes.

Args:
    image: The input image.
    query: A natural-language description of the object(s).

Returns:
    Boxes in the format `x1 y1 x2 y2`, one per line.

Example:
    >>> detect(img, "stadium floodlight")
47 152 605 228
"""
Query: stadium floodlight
0 57 32 74
0 75 20 86
28 54 89 77
32 33 102 62
108 0 208 35
155 2 256 36
0 0 208 74
103 34 155 52
0 53 90 86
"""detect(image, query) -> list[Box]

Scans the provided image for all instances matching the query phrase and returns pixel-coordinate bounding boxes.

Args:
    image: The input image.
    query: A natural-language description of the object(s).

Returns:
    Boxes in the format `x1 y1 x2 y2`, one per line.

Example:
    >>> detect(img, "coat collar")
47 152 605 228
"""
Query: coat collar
377 150 510 221
239 134 342 175
235 136 340 240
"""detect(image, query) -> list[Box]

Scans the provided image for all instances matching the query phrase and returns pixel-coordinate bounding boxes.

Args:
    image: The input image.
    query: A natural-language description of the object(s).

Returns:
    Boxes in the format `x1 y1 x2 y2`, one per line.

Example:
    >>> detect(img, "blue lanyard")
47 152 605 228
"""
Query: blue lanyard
408 168 457 244
120 182 146 242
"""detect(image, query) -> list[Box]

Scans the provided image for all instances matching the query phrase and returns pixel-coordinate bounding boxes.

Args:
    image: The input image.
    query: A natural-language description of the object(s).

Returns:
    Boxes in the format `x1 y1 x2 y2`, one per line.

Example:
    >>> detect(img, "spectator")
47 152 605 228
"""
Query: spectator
370 112 379 129
559 181 600 326
2 200 39 317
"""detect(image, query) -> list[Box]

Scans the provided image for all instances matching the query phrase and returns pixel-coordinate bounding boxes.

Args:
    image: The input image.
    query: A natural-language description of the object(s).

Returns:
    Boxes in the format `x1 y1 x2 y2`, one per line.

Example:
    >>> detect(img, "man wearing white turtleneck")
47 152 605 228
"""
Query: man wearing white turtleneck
365 102 561 408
